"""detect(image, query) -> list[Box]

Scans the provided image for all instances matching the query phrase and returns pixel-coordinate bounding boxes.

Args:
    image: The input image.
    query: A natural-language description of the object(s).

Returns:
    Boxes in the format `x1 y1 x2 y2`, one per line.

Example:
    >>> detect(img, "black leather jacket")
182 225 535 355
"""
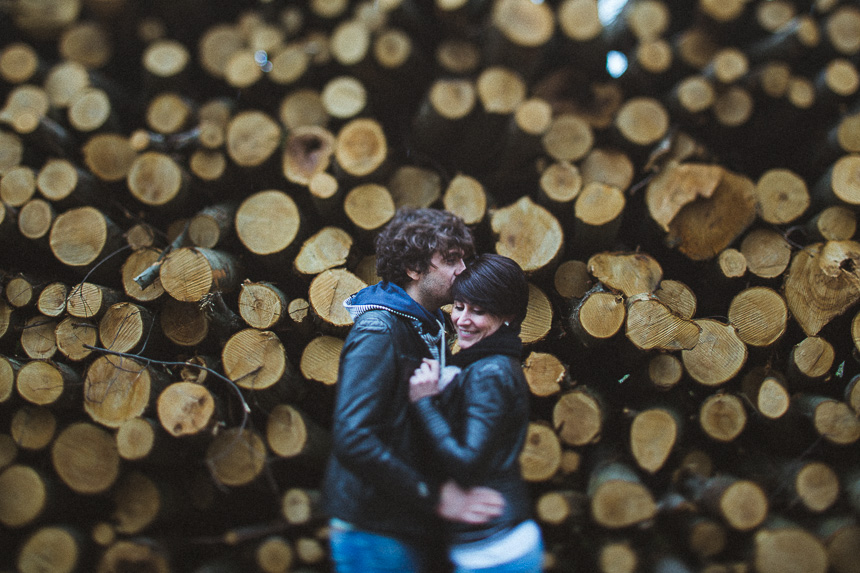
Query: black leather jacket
322 307 445 542
412 351 532 545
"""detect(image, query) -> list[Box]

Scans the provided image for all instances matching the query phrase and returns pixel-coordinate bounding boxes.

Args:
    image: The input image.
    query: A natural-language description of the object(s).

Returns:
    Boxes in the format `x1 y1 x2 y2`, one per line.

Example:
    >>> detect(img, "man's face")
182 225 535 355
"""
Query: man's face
410 249 466 311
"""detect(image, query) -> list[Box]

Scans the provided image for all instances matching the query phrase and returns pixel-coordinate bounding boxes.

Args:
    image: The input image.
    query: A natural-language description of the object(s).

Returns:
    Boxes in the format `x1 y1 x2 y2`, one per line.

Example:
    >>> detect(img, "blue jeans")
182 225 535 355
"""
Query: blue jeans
328 519 433 573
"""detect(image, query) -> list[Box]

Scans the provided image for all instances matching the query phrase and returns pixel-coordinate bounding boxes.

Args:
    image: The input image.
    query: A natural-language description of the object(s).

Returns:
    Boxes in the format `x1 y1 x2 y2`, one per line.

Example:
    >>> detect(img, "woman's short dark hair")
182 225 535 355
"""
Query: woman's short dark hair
375 208 474 286
452 254 529 326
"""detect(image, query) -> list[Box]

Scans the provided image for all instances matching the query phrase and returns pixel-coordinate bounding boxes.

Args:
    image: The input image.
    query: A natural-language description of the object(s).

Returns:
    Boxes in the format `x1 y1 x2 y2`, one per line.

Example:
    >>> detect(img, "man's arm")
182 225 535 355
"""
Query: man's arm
331 316 438 510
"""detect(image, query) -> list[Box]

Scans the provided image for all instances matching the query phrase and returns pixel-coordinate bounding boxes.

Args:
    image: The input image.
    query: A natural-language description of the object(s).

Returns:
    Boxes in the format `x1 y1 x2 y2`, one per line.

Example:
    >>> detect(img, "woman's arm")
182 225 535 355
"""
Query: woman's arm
411 360 510 485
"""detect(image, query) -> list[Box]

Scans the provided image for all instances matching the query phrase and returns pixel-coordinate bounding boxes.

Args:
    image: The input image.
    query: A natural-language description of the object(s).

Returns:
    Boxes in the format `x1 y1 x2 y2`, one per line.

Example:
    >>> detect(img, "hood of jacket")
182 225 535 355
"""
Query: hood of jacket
344 281 445 332
344 281 449 368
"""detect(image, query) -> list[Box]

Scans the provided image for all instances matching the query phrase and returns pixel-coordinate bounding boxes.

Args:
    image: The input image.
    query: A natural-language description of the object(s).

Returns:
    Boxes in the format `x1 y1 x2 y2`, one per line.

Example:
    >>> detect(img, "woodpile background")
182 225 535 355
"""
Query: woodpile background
1 0 860 571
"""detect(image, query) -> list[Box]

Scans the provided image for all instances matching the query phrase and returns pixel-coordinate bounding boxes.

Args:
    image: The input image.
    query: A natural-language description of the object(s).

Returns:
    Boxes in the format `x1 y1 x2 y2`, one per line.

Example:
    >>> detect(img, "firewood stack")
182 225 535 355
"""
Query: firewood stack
1 0 859 571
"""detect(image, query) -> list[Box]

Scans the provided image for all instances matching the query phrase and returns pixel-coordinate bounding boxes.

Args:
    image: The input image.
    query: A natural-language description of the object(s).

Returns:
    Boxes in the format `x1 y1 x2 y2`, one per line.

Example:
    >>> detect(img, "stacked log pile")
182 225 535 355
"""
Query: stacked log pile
1 0 860 571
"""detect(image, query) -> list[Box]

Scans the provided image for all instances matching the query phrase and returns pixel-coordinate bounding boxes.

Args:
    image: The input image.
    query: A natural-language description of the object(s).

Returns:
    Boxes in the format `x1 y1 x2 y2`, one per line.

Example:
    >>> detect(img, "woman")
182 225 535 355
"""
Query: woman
409 254 543 573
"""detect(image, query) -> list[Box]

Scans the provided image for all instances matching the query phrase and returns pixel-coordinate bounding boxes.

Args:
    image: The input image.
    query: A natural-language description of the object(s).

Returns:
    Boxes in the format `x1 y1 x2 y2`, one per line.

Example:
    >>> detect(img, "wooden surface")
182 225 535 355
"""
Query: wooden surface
1 1 860 571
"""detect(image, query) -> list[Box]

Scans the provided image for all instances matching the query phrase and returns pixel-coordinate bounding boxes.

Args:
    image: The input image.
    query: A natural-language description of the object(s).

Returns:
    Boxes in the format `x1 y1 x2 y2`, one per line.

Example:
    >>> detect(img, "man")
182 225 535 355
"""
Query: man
323 208 505 573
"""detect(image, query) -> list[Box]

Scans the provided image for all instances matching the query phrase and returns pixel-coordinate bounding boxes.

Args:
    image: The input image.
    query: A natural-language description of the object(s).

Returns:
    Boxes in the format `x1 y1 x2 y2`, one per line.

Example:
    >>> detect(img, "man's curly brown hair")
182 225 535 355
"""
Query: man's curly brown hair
375 208 474 287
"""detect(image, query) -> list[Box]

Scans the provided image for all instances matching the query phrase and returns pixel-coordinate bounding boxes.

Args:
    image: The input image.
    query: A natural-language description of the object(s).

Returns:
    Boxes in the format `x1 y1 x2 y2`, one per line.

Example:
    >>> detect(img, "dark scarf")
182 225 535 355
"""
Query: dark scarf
450 323 523 368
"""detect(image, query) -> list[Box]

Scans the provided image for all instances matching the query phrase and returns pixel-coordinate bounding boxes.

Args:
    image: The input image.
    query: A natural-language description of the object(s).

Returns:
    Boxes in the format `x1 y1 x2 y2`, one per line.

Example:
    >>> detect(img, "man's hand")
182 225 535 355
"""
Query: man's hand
409 359 440 402
437 480 505 524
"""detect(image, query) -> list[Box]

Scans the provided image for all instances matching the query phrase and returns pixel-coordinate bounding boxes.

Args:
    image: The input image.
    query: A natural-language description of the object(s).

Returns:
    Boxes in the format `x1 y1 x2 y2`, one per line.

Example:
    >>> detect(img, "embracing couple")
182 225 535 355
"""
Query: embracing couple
322 207 543 573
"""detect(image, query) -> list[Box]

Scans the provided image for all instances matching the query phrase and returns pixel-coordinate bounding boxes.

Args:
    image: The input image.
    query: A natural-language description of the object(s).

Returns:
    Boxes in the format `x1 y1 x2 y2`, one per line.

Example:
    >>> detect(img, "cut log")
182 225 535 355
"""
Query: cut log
321 75 367 121
68 87 118 134
235 189 302 266
521 283 553 346
629 407 681 473
16 525 82 573
581 147 635 192
613 96 670 155
684 474 769 531
484 0 555 77
0 464 47 528
625 296 701 351
266 404 330 461
753 522 828 573
0 355 21 404
16 359 80 408
307 269 367 331
491 196 564 276
159 247 243 302
553 259 591 300
10 405 56 451
754 168 810 225
112 470 171 535
66 282 123 320
572 182 626 256
588 251 663 297
805 205 856 242
96 539 171 573
518 421 562 482
282 125 336 186
647 353 684 391
83 355 166 429
116 417 181 463
51 421 120 495
654 279 697 319
569 284 626 347
48 206 124 273
666 169 757 261
741 367 791 420
205 428 267 488
794 394 860 445
553 386 604 447
159 298 209 348
787 335 835 386
21 315 58 359
682 319 747 386
121 248 165 303
813 154 860 208
0 42 41 86
783 241 860 336
0 165 36 207
387 165 442 209
534 490 588 526
596 540 638 573
299 335 343 386
739 228 791 280
294 226 353 277
17 198 54 245
334 117 388 180
698 393 747 443
221 328 299 398
188 202 237 250
225 110 282 168
542 113 594 163
256 535 294 573
588 460 657 529
817 516 860 573
846 373 860 415
238 281 289 330
156 382 217 438
98 301 156 354
727 286 787 347
522 351 566 397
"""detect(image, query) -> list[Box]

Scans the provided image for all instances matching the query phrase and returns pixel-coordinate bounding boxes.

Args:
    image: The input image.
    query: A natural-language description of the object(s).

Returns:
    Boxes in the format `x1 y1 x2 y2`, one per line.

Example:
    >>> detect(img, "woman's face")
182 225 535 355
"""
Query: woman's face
451 301 505 349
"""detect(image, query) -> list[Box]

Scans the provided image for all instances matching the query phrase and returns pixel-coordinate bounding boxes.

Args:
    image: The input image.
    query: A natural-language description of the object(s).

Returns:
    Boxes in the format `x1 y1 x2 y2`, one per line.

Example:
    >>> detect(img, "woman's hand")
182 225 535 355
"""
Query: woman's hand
409 359 440 402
